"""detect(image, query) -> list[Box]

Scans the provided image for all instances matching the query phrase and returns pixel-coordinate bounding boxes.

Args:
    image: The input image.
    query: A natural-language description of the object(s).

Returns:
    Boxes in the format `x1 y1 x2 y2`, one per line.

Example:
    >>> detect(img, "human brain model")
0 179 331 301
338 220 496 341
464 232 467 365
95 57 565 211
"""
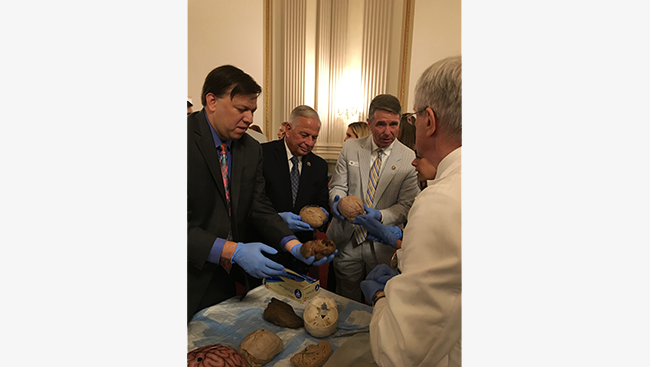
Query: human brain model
238 329 284 367
299 205 328 228
187 344 248 367
337 196 365 222
300 239 336 261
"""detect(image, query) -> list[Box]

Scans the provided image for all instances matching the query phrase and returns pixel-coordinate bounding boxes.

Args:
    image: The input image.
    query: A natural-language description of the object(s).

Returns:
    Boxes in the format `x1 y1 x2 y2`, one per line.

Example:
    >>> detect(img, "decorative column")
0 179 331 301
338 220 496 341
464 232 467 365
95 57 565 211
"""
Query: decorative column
360 0 393 120
283 0 306 120
315 0 348 151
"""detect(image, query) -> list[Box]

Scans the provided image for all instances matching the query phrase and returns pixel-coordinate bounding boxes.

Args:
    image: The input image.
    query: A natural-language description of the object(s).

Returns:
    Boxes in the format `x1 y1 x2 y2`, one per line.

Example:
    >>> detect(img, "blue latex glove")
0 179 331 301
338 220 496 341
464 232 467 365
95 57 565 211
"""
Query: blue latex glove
279 212 314 232
231 242 288 279
319 207 330 223
362 204 382 221
353 214 402 248
313 249 337 266
290 243 338 266
331 195 345 221
360 264 398 304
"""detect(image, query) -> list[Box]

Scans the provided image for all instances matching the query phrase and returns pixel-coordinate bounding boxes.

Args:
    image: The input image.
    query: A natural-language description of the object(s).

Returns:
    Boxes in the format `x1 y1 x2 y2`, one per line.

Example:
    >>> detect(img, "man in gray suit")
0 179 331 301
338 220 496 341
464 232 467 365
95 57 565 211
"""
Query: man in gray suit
327 94 421 302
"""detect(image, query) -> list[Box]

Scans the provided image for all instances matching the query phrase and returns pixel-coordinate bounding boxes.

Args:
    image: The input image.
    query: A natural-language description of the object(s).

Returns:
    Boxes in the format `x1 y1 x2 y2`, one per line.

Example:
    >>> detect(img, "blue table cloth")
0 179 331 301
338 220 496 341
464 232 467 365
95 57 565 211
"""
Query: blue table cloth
188 285 373 366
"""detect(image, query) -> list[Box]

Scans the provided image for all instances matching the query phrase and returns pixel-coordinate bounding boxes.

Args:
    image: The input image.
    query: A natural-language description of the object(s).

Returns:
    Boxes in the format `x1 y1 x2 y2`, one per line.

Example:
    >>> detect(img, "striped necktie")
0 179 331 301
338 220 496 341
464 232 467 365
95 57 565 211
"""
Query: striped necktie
218 144 232 241
354 149 383 244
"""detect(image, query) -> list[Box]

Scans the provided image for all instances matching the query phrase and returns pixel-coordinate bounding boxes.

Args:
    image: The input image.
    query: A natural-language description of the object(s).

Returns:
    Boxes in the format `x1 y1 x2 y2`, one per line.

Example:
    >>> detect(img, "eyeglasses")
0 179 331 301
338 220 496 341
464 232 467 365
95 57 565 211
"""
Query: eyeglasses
405 107 434 125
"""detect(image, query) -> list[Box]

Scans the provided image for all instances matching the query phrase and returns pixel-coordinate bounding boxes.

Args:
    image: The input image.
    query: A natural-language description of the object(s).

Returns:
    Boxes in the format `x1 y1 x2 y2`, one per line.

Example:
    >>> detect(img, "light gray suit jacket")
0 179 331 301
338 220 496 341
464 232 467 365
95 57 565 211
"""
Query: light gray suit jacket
327 135 421 247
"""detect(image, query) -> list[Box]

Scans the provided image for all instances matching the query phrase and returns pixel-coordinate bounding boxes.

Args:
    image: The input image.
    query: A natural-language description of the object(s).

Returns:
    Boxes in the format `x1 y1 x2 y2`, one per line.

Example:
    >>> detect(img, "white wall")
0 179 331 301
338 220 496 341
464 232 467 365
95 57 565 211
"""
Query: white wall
188 0 461 133
406 0 461 111
188 0 266 132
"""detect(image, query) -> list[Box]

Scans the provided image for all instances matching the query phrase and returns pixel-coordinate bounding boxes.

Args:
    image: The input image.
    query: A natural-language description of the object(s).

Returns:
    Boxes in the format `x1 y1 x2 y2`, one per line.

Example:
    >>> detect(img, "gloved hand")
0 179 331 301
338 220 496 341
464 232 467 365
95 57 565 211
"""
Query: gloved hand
319 207 330 223
313 249 337 266
231 242 288 279
290 243 338 266
360 264 398 304
279 212 314 232
331 195 345 221
353 215 402 248
362 204 382 221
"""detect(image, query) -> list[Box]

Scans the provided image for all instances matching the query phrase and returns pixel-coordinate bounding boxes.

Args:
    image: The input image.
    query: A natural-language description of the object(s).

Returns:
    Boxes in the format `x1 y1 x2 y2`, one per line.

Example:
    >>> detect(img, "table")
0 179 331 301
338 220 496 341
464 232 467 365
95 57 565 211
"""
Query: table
188 285 374 366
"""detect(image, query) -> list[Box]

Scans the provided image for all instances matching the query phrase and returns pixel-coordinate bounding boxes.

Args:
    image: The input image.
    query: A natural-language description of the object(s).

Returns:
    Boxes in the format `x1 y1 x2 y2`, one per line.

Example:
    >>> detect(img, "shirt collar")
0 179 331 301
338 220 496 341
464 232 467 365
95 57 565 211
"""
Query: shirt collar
370 138 394 156
436 147 461 180
205 110 232 150
284 139 301 162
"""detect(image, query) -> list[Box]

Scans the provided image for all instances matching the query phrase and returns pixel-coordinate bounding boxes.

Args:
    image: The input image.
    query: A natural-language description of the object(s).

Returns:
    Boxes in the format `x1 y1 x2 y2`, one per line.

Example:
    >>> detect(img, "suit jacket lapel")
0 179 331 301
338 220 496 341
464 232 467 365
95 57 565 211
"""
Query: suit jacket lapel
230 138 246 222
194 112 228 203
297 153 314 208
272 141 293 209
373 143 402 202
357 137 372 201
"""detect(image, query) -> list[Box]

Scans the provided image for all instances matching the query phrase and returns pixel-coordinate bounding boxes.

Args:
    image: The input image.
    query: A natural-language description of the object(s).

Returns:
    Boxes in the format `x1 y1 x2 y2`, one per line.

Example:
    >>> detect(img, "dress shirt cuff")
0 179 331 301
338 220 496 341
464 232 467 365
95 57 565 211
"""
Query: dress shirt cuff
280 235 299 251
208 238 235 273
207 238 226 264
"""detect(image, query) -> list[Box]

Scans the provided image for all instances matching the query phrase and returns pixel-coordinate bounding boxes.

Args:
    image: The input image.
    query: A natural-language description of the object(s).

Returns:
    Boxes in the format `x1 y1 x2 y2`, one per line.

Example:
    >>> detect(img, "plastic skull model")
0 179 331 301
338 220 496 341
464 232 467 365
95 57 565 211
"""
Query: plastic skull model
303 295 338 337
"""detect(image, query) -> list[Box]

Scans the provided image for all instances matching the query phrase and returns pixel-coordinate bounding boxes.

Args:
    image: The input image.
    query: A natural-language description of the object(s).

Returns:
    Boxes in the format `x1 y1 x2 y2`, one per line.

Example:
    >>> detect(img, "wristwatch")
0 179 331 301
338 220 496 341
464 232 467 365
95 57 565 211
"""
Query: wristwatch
372 290 386 305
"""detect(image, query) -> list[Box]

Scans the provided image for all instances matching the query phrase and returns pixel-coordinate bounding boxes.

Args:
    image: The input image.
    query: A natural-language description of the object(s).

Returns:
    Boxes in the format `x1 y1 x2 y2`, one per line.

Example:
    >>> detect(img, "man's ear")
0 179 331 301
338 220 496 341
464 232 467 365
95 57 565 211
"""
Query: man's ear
284 122 292 134
204 93 218 112
425 107 437 137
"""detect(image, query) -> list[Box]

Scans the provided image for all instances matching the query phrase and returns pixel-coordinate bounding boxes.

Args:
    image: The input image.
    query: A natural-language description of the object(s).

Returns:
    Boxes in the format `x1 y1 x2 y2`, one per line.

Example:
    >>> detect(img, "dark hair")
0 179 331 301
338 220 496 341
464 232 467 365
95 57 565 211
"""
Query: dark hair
248 125 263 133
398 115 416 150
201 65 262 106
368 94 402 121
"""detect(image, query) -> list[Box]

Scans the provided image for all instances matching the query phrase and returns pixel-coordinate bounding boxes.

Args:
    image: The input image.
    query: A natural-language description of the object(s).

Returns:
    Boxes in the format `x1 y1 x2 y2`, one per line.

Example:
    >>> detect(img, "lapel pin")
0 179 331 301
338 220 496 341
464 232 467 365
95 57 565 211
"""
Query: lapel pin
391 165 396 170
307 161 311 167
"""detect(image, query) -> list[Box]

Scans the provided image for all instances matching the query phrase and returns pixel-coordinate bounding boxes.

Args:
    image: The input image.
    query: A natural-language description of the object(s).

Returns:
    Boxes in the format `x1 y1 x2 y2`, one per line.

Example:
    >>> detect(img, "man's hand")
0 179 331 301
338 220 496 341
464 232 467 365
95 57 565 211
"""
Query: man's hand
319 207 330 223
331 195 345 221
362 204 382 221
360 264 398 304
231 242 287 279
289 242 338 266
279 212 314 232
353 215 402 248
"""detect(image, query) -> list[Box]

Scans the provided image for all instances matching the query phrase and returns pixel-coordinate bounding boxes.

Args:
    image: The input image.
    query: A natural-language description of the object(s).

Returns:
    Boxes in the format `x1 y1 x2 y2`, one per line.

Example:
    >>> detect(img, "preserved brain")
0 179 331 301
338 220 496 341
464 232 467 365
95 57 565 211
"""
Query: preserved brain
299 205 327 228
238 329 284 367
300 239 336 260
187 343 248 367
263 297 303 328
290 340 332 367
337 196 365 222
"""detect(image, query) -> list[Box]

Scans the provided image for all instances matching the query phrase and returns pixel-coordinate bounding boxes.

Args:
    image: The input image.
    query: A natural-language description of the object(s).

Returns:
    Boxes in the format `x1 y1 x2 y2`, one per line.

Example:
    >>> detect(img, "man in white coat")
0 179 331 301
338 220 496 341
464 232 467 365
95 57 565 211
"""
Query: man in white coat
327 94 420 303
356 56 462 367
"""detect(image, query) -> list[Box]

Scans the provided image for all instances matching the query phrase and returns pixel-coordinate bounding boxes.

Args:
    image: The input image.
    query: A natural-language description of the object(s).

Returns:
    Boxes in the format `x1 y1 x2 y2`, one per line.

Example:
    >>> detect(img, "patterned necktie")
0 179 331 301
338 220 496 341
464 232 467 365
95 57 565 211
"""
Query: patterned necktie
354 149 384 244
290 156 300 207
218 144 232 241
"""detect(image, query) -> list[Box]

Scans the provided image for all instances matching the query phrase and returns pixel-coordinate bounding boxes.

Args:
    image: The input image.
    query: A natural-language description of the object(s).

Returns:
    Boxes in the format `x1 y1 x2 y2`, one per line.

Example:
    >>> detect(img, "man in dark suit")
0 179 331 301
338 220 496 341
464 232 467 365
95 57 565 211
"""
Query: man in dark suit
188 65 335 322
259 105 330 274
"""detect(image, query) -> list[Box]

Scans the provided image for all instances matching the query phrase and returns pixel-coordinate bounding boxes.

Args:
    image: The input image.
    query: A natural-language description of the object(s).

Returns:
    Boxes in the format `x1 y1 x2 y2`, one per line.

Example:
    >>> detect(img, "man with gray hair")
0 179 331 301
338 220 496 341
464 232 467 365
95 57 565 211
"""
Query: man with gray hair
357 56 462 367
328 94 421 302
258 105 331 274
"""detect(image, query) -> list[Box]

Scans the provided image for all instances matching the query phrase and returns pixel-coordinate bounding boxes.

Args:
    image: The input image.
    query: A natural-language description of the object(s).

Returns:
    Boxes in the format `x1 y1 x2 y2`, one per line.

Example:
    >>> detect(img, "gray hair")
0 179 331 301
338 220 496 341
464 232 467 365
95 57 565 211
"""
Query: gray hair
414 56 462 144
368 94 402 122
288 105 321 127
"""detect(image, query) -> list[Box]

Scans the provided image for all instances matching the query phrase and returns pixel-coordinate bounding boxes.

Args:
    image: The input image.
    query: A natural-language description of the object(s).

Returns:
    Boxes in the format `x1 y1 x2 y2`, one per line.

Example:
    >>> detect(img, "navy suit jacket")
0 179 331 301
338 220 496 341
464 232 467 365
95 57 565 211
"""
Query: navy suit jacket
187 110 293 321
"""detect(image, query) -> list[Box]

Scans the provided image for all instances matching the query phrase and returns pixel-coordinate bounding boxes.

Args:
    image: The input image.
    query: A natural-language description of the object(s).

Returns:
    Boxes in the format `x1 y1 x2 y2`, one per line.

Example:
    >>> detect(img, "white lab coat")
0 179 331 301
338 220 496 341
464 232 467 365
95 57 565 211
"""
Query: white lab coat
370 148 462 367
